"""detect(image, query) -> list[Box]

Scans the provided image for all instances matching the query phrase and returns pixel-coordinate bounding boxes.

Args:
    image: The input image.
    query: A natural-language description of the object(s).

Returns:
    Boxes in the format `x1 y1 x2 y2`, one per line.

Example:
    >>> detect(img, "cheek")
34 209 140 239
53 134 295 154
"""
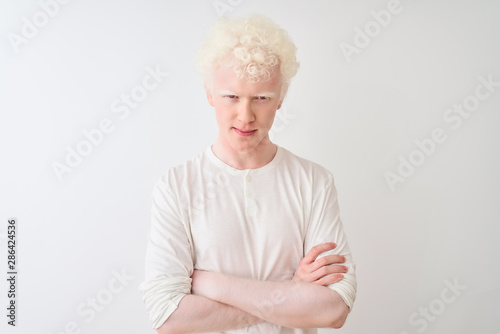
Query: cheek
266 109 278 123
214 106 233 126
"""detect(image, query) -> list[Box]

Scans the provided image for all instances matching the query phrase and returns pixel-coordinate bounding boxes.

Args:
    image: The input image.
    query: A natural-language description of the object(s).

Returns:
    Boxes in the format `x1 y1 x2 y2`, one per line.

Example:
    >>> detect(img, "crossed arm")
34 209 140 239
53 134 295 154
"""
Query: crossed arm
157 243 350 334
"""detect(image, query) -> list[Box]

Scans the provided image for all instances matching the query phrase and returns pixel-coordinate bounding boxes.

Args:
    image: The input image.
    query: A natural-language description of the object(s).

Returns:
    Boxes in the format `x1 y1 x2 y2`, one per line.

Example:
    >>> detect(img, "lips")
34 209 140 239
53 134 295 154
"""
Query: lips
233 127 257 136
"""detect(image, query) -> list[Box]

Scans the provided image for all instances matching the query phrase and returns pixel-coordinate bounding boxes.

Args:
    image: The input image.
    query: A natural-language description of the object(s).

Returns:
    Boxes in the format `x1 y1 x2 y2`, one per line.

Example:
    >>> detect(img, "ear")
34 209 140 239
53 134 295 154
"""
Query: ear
204 81 215 107
277 98 284 110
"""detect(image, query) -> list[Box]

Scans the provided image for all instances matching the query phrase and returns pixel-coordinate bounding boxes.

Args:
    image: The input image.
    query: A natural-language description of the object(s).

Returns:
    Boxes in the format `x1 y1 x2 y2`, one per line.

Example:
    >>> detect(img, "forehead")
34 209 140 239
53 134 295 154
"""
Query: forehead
211 65 282 94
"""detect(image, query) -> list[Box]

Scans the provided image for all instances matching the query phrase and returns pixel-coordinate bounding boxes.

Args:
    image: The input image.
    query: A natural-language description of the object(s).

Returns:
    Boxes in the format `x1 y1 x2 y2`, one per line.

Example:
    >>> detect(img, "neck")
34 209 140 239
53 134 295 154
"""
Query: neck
211 137 277 170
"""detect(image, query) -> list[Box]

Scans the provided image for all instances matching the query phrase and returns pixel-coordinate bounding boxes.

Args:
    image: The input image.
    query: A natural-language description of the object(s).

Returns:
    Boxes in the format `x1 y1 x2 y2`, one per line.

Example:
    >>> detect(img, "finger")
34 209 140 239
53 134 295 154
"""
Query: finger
311 264 348 282
310 254 346 272
303 242 337 264
315 274 344 286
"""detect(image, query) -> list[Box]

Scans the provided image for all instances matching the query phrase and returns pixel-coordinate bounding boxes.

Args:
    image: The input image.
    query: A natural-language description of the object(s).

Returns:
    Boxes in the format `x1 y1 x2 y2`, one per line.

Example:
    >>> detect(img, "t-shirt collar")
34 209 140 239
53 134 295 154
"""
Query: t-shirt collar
205 145 283 176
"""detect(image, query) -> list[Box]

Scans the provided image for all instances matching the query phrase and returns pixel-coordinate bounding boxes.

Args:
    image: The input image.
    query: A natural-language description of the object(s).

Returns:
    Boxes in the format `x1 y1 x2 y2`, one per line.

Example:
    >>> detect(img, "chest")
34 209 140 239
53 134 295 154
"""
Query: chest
186 175 309 280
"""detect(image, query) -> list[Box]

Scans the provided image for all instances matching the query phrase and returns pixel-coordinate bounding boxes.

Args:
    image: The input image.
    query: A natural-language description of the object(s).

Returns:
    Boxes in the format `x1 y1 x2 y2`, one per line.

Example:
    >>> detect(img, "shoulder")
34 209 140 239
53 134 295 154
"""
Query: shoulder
155 148 209 192
279 146 335 184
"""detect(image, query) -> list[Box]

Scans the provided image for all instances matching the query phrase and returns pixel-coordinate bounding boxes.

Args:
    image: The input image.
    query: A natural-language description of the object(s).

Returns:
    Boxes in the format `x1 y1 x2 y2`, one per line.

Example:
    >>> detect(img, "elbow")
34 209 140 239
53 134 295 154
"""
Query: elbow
322 285 354 329
328 304 349 329
153 315 180 334
329 316 346 329
156 318 178 334
156 325 169 334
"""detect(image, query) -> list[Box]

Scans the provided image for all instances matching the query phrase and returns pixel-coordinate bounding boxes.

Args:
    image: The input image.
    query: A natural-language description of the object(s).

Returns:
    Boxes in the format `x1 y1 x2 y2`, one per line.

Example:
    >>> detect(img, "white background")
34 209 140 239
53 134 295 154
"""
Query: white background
1 0 499 333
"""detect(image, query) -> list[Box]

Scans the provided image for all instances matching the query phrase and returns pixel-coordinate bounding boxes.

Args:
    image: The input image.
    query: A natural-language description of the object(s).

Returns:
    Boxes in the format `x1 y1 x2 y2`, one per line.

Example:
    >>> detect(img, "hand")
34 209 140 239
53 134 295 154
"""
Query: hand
292 243 347 286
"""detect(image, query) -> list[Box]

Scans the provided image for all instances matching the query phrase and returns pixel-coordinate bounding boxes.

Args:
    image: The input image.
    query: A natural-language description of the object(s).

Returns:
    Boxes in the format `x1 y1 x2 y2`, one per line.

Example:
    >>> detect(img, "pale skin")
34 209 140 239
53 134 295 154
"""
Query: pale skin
191 243 349 329
159 243 349 333
157 65 350 333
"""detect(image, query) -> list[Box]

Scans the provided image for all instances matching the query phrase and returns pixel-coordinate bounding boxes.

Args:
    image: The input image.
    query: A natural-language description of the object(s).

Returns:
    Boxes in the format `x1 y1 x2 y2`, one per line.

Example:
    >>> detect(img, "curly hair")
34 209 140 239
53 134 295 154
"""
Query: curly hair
196 14 300 95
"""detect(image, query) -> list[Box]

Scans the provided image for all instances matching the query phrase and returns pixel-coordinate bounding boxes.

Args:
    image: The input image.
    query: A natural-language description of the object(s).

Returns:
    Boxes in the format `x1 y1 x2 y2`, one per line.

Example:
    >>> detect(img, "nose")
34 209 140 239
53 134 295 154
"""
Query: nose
237 100 255 124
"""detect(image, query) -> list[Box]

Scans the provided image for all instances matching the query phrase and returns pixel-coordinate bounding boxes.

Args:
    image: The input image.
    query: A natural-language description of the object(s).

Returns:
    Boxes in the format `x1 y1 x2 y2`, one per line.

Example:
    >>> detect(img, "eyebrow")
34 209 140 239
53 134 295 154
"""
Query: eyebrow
257 92 276 97
218 90 236 96
218 90 276 97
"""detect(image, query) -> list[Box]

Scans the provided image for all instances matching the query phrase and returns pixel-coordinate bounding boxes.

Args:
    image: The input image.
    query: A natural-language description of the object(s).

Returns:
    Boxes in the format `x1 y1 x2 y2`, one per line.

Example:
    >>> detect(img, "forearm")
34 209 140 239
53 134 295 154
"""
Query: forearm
157 294 263 334
200 273 349 329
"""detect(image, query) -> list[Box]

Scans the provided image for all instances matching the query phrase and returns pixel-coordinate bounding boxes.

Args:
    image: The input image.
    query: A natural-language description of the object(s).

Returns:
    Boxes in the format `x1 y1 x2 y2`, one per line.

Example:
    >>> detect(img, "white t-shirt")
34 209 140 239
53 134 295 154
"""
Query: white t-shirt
139 145 357 333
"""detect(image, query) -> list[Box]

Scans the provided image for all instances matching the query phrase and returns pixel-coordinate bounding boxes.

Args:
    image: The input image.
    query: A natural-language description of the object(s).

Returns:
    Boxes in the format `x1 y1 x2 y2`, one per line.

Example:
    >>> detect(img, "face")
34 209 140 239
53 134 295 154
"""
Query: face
206 65 285 155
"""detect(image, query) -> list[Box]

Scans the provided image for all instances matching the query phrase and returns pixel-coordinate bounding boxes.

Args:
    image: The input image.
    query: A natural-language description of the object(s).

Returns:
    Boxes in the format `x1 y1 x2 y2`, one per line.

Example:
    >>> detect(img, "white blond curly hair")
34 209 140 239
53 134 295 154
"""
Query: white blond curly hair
196 14 299 96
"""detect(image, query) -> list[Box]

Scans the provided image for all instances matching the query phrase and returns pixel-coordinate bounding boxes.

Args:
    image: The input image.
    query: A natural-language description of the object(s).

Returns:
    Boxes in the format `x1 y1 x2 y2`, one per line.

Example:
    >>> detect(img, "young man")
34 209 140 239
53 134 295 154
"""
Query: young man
140 14 357 333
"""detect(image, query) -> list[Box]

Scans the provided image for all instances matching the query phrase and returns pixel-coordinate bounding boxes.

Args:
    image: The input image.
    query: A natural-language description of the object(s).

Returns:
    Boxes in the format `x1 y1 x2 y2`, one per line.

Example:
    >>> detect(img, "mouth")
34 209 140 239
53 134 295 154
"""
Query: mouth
233 127 257 137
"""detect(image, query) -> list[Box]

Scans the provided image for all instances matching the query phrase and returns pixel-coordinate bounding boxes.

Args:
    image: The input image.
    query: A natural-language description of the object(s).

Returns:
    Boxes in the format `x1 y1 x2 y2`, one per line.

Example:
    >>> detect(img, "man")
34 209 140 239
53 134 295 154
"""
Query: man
140 14 357 333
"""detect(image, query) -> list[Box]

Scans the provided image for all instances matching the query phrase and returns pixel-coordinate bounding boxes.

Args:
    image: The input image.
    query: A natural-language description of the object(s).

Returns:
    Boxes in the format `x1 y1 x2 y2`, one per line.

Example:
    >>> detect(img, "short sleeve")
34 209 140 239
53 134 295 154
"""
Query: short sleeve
139 173 194 329
304 173 357 309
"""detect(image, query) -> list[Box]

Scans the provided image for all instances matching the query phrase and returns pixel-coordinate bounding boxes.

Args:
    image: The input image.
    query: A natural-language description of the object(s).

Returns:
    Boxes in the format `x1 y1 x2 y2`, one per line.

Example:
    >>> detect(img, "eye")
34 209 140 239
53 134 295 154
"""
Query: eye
225 95 238 99
255 96 269 100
